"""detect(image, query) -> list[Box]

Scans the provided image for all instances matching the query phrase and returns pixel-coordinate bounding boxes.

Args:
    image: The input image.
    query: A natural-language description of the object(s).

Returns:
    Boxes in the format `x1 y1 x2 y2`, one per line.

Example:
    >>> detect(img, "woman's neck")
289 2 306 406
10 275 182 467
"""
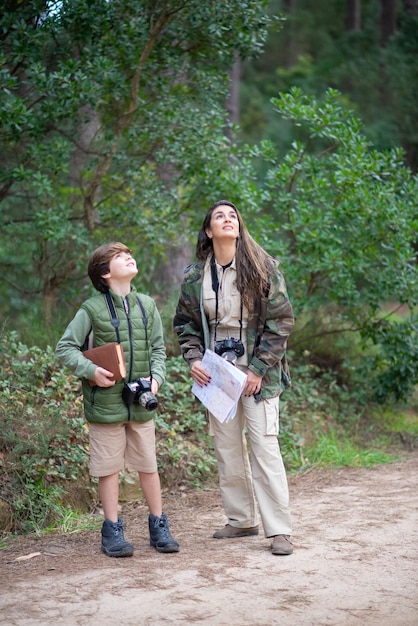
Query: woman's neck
212 241 236 267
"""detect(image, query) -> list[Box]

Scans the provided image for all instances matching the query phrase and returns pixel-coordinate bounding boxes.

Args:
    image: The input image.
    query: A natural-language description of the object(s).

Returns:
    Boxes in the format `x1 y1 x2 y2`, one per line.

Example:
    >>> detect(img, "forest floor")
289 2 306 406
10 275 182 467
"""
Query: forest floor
1 452 417 626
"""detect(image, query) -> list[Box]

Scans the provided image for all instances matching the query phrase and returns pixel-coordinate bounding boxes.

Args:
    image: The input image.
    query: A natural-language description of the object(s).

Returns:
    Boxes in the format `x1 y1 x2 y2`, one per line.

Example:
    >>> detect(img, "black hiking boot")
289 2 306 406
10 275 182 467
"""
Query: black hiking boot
148 512 180 553
101 518 134 557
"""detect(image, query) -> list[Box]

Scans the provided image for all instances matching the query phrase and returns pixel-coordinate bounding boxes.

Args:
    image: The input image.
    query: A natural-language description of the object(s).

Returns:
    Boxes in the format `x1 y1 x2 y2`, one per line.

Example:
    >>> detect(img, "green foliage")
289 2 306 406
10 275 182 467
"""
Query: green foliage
1 0 417 538
2 1 416 408
361 314 418 403
279 354 410 473
0 329 415 535
371 403 418 451
241 1 418 170
250 88 418 403
45 509 102 535
0 330 216 533
0 0 271 327
303 430 397 468
155 356 217 487
0 331 91 533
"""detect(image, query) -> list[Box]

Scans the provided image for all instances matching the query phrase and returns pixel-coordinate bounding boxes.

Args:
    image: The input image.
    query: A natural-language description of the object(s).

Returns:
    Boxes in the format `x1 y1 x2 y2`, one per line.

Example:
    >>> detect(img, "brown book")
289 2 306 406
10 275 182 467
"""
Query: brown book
83 342 126 386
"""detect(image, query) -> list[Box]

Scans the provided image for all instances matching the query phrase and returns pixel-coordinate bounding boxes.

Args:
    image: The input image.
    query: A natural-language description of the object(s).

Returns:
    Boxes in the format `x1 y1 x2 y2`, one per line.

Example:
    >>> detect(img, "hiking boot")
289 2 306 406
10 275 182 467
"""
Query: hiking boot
149 512 180 553
213 524 259 539
271 534 293 555
101 518 134 558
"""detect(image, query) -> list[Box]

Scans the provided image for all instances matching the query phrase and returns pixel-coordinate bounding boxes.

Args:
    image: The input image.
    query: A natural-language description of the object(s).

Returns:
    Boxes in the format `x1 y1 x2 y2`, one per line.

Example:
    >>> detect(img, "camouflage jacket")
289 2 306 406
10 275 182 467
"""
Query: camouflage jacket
173 258 294 399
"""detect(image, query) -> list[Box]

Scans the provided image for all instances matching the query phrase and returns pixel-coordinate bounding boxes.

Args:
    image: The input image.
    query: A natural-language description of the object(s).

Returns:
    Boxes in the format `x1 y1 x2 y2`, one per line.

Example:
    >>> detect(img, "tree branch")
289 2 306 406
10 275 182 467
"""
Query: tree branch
83 9 176 230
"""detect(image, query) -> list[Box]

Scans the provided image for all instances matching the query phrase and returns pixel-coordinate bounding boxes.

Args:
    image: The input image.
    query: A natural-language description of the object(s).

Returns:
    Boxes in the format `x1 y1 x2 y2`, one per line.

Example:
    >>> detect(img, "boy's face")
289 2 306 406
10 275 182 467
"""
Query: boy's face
102 250 138 283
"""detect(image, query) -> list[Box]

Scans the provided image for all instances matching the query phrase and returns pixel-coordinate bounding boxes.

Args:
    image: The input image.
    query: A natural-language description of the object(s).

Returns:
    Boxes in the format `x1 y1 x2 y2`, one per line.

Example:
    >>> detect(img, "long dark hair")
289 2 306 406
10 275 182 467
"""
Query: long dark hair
196 200 275 308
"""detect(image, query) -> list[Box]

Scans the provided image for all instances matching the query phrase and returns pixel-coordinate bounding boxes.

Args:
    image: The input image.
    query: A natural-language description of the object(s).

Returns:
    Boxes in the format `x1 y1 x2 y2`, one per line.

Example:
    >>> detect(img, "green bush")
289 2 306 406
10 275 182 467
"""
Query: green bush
0 331 91 533
155 356 217 487
0 329 415 535
0 331 216 533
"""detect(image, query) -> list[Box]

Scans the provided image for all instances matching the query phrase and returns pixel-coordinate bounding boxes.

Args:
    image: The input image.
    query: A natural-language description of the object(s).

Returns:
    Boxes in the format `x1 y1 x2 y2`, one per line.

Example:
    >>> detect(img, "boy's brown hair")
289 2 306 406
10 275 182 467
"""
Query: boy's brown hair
88 242 131 293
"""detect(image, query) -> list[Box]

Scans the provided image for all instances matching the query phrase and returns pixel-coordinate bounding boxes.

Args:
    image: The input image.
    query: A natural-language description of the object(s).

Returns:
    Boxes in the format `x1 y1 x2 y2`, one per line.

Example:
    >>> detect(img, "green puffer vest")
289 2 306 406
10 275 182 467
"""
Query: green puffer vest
80 289 165 424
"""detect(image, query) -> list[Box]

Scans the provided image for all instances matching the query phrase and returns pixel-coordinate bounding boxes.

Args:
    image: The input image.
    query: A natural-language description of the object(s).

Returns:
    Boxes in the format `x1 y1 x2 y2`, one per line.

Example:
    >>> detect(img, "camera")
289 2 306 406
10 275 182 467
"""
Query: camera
122 377 158 411
214 337 245 365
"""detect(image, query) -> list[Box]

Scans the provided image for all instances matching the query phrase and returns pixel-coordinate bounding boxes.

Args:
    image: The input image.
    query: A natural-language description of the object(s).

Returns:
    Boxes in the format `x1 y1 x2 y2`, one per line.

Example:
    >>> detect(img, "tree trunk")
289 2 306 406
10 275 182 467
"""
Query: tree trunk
345 0 361 31
380 0 397 46
403 0 418 14
155 240 192 299
82 9 174 225
282 0 298 68
69 105 101 231
283 0 296 10
226 52 241 127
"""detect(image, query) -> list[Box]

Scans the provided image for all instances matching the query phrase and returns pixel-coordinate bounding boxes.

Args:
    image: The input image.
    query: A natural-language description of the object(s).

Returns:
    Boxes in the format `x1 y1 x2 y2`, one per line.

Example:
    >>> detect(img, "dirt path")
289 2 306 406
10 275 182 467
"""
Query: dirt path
1 454 418 626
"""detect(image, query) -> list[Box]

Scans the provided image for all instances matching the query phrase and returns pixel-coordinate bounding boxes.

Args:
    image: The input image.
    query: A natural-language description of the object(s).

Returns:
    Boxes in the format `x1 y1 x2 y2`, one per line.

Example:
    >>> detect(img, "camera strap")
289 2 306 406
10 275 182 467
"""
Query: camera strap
104 292 121 344
135 295 153 380
210 254 243 345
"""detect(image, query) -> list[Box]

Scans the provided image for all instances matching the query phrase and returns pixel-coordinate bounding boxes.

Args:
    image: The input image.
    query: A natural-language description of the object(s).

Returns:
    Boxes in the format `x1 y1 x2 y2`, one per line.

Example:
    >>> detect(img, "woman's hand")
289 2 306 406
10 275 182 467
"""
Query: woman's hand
244 370 262 397
191 360 211 387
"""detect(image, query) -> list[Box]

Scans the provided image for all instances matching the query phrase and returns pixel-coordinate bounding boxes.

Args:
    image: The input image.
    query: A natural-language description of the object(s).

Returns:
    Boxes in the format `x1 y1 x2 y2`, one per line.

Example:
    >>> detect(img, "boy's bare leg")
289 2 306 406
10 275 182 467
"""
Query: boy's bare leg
99 471 133 557
139 471 163 516
98 472 120 522
140 471 179 553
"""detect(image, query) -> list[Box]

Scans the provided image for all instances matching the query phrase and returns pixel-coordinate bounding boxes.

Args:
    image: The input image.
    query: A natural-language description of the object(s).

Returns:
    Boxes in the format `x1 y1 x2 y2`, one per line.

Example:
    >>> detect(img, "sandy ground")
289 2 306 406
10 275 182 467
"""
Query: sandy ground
1 453 417 626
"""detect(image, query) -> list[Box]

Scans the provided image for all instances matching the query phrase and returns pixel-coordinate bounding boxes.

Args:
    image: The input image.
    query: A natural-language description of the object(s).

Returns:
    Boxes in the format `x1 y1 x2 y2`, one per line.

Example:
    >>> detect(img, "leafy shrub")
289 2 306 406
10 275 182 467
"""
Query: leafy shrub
0 331 91 533
0 331 216 533
155 356 217 487
1 329 413 535
256 88 418 404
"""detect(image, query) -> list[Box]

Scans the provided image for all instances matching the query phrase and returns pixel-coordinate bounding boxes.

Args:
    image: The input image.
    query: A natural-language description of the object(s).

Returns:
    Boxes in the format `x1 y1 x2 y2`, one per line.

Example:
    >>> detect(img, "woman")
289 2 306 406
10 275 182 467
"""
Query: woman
173 200 295 555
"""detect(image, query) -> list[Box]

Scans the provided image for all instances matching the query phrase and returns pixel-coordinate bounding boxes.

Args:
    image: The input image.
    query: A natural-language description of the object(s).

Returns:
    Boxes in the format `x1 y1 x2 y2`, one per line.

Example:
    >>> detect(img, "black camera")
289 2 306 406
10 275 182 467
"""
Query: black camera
214 337 245 365
122 377 158 411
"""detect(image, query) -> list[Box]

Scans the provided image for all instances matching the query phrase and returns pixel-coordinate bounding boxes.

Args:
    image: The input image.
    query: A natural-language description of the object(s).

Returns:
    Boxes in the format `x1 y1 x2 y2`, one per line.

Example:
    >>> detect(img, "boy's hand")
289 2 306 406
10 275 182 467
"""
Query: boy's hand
141 376 159 395
94 367 116 387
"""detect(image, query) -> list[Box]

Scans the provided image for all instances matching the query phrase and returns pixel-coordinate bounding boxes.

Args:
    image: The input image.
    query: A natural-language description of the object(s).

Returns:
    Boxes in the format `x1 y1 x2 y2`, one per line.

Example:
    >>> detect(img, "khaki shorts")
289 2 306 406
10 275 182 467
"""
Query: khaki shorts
88 420 158 477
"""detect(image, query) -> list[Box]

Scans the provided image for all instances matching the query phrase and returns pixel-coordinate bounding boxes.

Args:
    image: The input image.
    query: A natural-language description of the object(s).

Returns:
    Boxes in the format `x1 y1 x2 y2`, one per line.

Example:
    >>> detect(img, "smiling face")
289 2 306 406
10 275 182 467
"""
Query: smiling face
103 249 138 282
205 204 240 243
88 242 139 293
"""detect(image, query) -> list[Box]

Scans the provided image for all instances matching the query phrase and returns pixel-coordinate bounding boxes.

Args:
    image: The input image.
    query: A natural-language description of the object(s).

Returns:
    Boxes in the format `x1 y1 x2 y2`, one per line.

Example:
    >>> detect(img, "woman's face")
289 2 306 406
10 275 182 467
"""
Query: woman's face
205 204 240 242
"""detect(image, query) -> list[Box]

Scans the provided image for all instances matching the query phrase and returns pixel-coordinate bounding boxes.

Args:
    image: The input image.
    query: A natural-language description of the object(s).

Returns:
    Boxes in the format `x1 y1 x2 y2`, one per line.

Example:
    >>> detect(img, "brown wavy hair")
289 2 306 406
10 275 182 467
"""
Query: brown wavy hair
195 200 275 308
88 242 131 293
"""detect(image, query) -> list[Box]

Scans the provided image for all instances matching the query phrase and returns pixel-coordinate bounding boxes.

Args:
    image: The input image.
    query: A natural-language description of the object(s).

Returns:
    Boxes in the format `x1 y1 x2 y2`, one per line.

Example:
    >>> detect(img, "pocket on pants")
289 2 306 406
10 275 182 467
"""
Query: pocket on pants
264 397 279 436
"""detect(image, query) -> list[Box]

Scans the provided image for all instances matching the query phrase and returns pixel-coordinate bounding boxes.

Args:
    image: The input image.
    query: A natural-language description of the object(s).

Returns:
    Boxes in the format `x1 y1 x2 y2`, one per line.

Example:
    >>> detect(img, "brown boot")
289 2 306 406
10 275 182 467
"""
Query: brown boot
271 534 293 555
213 524 259 539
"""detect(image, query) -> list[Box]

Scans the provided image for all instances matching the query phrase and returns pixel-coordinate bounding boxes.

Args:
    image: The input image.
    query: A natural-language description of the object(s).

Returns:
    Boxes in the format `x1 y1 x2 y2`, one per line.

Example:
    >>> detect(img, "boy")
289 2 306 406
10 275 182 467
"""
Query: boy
56 242 179 557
